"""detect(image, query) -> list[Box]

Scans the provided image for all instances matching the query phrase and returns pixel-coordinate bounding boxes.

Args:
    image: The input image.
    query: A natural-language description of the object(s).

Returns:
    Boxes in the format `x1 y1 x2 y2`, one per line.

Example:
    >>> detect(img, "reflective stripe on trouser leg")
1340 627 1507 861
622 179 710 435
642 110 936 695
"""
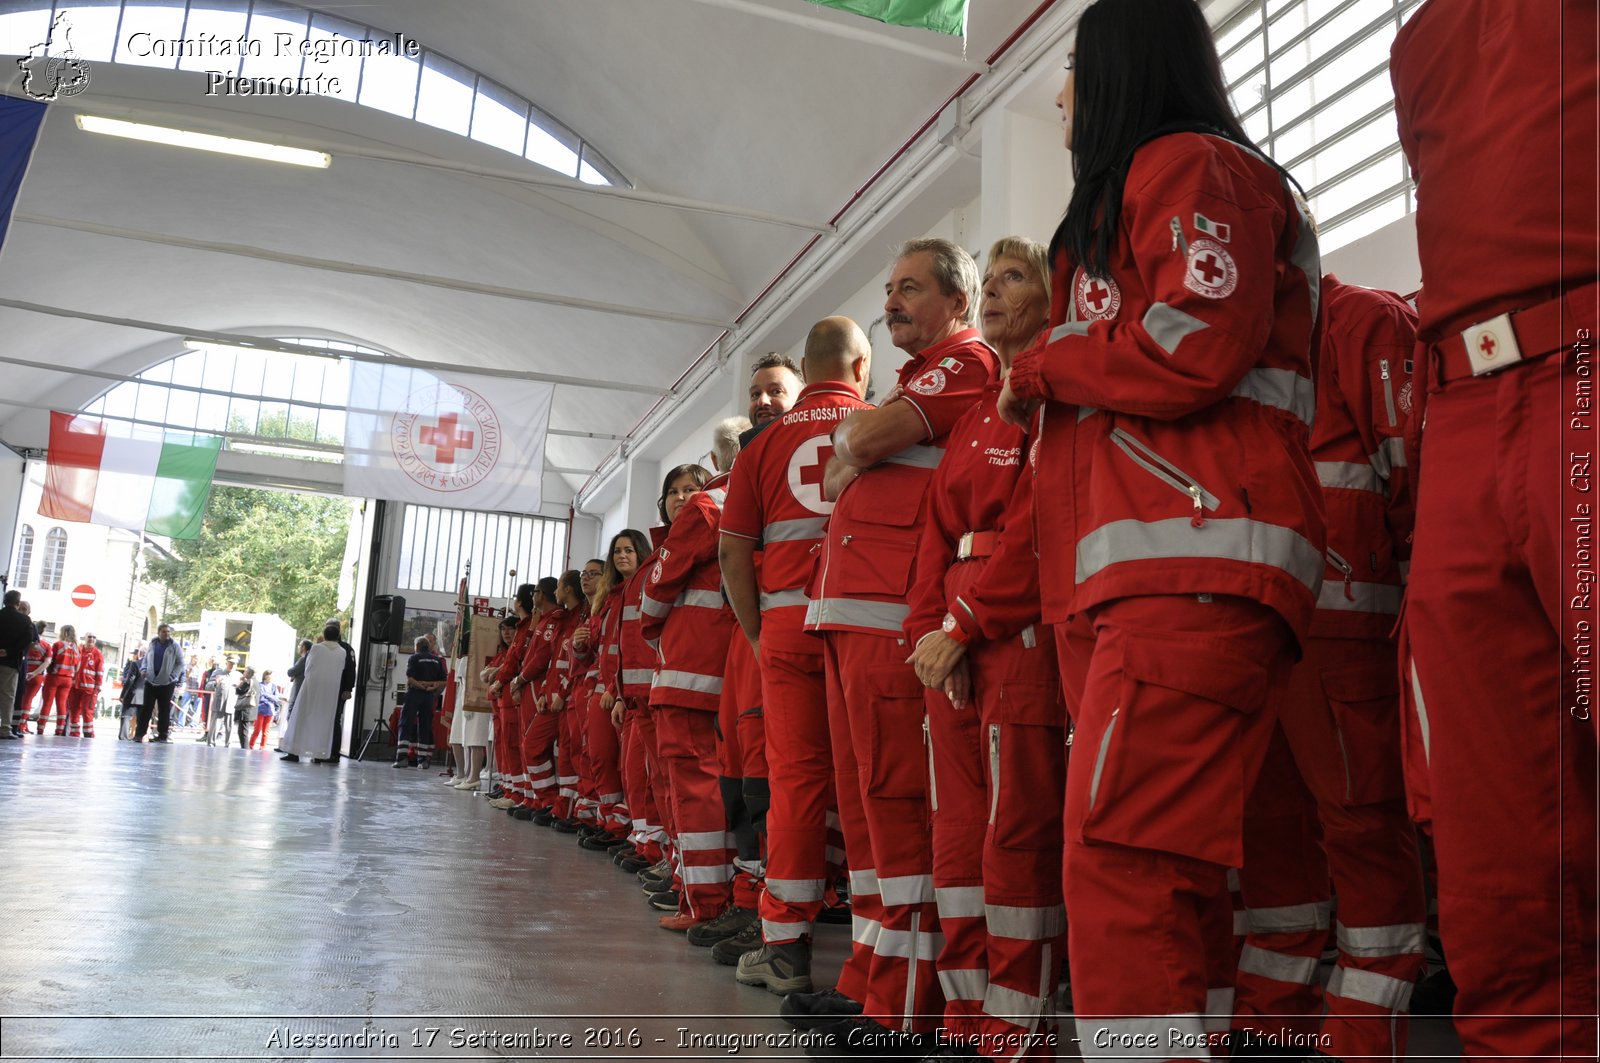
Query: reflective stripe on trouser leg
759 644 834 944
655 706 733 918
586 692 627 831
822 633 875 1005
927 687 988 1039
828 631 945 1032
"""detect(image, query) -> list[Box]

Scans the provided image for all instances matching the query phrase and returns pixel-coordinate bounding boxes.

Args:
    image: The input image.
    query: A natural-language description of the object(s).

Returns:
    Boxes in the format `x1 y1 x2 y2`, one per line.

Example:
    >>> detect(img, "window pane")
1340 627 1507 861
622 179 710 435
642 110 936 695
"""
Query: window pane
240 3 308 83
358 48 420 118
1289 108 1397 194
526 122 578 177
102 384 136 421
116 0 187 69
135 382 169 424
178 1 249 74
302 14 367 102
0 9 54 61
471 81 528 155
196 393 230 434
1321 191 1408 252
165 386 200 430
1308 147 1404 223
417 53 474 135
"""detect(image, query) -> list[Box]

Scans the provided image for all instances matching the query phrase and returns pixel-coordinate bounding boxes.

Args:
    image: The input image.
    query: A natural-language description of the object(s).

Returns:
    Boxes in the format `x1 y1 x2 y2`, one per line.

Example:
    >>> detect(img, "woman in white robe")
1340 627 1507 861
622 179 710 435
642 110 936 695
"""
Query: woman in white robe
278 635 346 762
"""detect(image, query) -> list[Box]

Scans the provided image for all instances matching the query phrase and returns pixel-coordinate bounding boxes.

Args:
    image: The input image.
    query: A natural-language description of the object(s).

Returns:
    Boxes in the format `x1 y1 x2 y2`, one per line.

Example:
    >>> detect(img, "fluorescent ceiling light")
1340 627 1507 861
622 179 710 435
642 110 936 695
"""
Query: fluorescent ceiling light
74 115 331 169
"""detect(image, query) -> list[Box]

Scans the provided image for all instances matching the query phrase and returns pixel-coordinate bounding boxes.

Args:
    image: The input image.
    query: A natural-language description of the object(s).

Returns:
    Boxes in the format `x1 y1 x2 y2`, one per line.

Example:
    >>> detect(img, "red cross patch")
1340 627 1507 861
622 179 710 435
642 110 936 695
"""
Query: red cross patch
907 368 947 396
1183 238 1237 299
1075 272 1121 322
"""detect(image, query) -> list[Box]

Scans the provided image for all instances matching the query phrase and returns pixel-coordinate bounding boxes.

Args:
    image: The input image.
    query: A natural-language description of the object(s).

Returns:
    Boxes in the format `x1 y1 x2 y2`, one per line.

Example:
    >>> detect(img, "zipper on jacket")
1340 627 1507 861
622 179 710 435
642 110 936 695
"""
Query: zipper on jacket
1327 548 1356 601
1379 359 1397 427
1170 216 1188 254
1088 708 1119 812
1109 428 1222 526
987 724 1001 826
923 715 937 813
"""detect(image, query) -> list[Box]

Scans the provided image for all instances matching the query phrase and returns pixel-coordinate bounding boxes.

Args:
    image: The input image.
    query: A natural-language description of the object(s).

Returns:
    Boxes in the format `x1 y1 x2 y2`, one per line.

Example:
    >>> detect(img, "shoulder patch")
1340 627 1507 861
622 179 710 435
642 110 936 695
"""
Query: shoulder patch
908 368 947 396
652 560 664 583
1398 381 1413 416
1183 238 1237 300
1075 272 1122 322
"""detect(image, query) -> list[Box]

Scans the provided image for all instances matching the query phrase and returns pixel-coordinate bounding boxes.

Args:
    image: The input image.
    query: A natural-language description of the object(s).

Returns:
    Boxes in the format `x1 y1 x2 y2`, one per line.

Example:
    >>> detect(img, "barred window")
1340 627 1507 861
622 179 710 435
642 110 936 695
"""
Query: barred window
13 524 33 588
40 527 67 592
395 504 568 596
1215 0 1424 251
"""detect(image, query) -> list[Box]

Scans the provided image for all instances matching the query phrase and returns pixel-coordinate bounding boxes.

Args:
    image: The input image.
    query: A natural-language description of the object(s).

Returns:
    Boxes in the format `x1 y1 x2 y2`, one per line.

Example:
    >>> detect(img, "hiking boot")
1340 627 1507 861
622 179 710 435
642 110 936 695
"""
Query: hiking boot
686 905 758 948
780 987 864 1030
711 921 763 966
735 939 813 995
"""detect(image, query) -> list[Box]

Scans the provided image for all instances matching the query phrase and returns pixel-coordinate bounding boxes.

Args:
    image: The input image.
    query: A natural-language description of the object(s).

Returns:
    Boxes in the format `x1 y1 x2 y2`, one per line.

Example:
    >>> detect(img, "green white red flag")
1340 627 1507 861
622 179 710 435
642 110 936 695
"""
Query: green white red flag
40 412 222 539
804 0 968 36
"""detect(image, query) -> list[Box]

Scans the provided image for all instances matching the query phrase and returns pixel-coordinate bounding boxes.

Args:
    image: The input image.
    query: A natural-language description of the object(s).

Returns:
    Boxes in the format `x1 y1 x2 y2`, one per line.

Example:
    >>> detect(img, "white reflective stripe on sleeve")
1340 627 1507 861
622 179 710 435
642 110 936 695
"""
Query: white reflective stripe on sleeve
761 588 809 611
878 873 934 906
1142 302 1209 356
765 516 828 543
985 903 1066 941
938 968 989 1003
639 593 672 618
762 919 812 942
933 885 986 919
1237 944 1319 985
1371 436 1408 478
1077 517 1324 592
872 926 944 959
680 589 726 610
681 864 732 885
807 598 910 633
1050 322 1090 343
1316 460 1384 494
1336 921 1426 957
851 915 882 946
656 670 723 695
765 878 826 903
1316 579 1402 615
849 868 880 896
1204 988 1234 1032
1325 966 1414 1012
1076 1015 1204 1062
885 443 945 470
1230 366 1315 427
1410 661 1431 762
984 982 1049 1027
621 668 654 685
622 606 640 621
1246 901 1332 934
676 830 726 851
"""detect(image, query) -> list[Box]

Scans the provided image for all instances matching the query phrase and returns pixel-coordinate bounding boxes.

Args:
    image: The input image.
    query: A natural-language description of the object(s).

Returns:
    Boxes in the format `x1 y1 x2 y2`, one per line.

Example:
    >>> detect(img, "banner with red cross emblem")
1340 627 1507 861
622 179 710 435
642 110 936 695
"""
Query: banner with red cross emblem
344 360 554 511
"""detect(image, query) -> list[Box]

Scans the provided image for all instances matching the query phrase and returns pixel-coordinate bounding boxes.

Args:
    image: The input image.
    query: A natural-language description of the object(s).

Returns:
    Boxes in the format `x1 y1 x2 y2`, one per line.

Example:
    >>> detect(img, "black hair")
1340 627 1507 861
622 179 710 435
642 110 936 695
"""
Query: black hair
299 639 313 655
536 576 559 604
751 352 800 377
1054 0 1257 278
513 583 537 616
657 463 712 525
557 568 583 605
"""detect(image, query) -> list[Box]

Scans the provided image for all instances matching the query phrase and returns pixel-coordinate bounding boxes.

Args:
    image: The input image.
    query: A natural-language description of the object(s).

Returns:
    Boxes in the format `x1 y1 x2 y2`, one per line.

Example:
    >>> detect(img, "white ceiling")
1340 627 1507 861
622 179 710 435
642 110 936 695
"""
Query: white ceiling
0 0 1062 500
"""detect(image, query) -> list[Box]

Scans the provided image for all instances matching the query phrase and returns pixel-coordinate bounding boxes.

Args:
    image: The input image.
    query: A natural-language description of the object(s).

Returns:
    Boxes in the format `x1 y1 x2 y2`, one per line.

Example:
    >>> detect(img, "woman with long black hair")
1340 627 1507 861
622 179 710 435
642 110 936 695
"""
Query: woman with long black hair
996 0 1324 1051
486 584 539 811
593 528 661 870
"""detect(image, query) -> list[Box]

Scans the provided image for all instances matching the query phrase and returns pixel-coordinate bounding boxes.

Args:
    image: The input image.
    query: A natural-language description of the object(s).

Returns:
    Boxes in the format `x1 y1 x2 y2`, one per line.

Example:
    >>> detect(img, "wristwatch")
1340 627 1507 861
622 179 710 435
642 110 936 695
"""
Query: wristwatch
941 612 970 645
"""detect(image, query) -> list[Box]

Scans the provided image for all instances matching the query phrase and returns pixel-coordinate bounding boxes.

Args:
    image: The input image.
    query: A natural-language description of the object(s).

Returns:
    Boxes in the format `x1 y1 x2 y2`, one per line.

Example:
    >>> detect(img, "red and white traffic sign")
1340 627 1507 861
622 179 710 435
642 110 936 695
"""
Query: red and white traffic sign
70 585 96 608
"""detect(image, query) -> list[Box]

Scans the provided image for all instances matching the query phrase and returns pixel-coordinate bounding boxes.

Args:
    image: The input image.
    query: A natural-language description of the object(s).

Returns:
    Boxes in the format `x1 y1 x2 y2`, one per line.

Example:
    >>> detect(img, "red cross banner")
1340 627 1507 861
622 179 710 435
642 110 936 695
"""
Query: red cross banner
343 360 554 512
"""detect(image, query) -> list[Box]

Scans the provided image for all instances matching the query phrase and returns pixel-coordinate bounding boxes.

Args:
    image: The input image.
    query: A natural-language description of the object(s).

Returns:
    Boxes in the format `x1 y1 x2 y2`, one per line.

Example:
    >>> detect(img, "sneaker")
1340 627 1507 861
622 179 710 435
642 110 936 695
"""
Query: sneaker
639 875 672 896
658 911 709 933
617 854 654 874
711 921 762 966
803 1017 926 1058
686 905 759 948
779 987 864 1030
638 859 671 882
488 797 516 810
648 889 681 912
735 939 813 995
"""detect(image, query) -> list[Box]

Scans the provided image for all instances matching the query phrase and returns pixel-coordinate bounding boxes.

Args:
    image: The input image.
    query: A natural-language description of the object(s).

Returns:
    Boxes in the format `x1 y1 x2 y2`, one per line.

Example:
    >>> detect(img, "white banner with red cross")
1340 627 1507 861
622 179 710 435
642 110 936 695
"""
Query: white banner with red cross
343 360 554 512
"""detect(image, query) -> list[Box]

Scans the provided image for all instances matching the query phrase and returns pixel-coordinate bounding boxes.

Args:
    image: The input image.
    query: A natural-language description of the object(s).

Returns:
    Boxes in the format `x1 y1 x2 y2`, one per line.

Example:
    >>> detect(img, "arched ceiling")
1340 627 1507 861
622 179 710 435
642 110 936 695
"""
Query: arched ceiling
0 0 1059 502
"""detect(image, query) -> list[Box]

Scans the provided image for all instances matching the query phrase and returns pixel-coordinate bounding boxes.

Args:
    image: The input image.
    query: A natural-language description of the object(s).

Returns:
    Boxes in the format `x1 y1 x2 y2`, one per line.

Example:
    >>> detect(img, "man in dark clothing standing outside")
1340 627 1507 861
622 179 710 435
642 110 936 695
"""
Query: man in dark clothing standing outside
397 635 446 769
0 591 32 741
137 624 184 743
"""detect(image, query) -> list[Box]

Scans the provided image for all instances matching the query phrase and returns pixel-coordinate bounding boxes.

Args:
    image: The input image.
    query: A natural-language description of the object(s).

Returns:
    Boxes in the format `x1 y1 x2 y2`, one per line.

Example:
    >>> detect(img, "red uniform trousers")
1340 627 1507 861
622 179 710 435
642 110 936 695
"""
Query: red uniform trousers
17 674 45 731
555 704 584 820
502 696 532 800
655 704 733 917
622 706 669 862
824 630 944 1034
1063 595 1295 1056
587 690 628 834
1406 355 1598 1060
520 702 560 811
67 688 97 737
927 626 1068 1057
564 680 599 825
1235 637 1426 1059
720 636 767 909
759 642 845 945
38 677 71 734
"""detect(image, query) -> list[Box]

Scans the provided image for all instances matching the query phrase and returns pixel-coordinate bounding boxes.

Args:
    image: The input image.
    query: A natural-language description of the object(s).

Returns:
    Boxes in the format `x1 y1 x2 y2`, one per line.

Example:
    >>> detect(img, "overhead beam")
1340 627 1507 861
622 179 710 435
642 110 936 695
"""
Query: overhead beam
13 214 740 330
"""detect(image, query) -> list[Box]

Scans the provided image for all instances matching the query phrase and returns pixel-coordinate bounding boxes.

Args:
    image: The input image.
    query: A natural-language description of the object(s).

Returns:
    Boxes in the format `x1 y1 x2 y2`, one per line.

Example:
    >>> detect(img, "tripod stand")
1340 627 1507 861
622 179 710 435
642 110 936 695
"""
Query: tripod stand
356 646 396 762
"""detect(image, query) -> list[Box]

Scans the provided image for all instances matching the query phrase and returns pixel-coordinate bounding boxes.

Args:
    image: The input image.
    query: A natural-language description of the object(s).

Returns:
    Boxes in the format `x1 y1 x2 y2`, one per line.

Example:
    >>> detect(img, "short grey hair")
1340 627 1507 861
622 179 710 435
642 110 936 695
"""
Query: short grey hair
892 237 980 327
712 417 752 470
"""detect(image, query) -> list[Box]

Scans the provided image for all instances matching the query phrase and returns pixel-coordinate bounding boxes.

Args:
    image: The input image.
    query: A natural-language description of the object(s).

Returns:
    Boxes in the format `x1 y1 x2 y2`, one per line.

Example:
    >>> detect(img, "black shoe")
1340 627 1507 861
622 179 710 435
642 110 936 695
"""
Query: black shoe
578 831 619 851
780 987 864 1030
311 757 334 764
152 737 170 743
393 760 411 768
686 905 758 947
711 921 762 966
648 889 680 911
805 1018 927 1059
617 854 653 873
531 809 555 827
639 874 672 895
486 786 505 799
550 817 580 834
280 754 300 762
816 902 852 925
511 806 534 821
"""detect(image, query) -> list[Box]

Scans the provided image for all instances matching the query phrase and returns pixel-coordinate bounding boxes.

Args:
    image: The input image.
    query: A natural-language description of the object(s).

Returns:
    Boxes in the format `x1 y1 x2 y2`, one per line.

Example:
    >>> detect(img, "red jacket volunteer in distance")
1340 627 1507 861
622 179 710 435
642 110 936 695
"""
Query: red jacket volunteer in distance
1309 275 1416 640
808 330 999 637
598 534 666 705
518 606 566 709
76 642 104 693
539 607 582 707
722 382 874 652
1008 132 1326 639
49 640 80 684
641 478 737 712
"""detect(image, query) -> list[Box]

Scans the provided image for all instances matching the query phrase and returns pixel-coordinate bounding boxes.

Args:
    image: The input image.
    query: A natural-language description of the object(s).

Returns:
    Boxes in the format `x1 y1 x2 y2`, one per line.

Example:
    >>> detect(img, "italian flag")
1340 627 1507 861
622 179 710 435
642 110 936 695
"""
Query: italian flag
40 412 222 539
804 0 968 36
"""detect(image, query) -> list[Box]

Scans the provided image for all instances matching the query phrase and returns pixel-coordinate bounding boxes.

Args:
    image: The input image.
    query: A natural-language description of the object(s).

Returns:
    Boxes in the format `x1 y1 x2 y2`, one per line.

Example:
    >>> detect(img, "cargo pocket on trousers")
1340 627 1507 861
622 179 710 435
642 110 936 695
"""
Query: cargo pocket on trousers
1079 636 1270 866
1321 660 1403 805
990 679 1068 852
865 665 930 800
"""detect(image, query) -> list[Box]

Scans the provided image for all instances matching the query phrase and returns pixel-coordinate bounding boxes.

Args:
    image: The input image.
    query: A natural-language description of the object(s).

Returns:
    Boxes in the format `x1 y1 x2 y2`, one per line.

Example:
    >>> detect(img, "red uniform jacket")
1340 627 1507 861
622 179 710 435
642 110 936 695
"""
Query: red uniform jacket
539 607 581 705
1392 0 1598 342
518 606 566 710
642 478 737 711
26 639 50 675
723 381 873 652
905 382 1043 645
1008 132 1326 640
495 615 534 690
75 644 103 693
48 640 79 684
601 541 664 703
593 591 623 695
807 329 998 637
1310 276 1417 640
564 605 598 702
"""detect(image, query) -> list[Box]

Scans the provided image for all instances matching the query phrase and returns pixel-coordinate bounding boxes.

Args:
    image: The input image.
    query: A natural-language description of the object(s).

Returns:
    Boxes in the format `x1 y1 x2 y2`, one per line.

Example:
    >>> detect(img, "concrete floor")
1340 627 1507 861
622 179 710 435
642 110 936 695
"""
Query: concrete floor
0 733 1461 1061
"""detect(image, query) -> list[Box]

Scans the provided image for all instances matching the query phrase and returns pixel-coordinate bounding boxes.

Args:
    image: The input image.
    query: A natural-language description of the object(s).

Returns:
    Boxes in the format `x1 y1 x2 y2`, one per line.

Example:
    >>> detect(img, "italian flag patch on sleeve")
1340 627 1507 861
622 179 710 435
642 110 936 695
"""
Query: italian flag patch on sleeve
1194 213 1231 243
